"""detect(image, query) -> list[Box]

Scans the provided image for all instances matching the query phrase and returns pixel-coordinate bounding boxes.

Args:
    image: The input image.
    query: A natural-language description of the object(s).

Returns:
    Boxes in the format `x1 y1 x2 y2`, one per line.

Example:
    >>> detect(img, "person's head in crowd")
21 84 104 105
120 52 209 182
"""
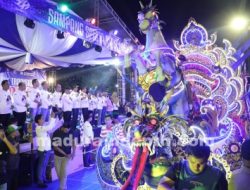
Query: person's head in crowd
73 85 79 92
55 84 62 92
105 114 113 127
6 117 20 138
32 79 39 88
102 92 107 97
241 139 250 167
8 117 18 127
81 87 87 93
61 123 71 133
133 115 142 126
35 114 44 126
18 82 26 91
126 112 132 118
41 81 48 90
86 114 92 122
1 80 9 91
185 139 211 174
64 86 71 94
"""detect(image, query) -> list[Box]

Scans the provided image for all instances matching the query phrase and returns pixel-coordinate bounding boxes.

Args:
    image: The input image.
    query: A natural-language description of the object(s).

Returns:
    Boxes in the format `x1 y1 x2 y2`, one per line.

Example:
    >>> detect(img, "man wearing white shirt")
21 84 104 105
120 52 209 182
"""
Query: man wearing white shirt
35 113 56 188
0 80 13 129
80 88 89 122
82 114 94 167
61 87 73 124
40 81 51 122
111 92 120 119
96 93 103 126
88 94 97 125
101 92 108 125
51 84 63 119
71 85 81 129
27 79 41 121
13 82 28 135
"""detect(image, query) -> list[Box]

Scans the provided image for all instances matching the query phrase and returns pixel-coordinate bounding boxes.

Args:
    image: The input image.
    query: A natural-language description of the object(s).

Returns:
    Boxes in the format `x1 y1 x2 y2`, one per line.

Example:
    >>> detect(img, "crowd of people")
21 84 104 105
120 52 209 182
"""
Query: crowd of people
0 79 120 190
0 79 120 132
0 78 250 190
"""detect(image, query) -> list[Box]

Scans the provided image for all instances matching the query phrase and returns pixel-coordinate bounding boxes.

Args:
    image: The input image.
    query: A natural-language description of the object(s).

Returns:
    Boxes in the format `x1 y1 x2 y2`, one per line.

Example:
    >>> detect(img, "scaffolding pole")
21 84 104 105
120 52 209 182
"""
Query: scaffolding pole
100 0 140 45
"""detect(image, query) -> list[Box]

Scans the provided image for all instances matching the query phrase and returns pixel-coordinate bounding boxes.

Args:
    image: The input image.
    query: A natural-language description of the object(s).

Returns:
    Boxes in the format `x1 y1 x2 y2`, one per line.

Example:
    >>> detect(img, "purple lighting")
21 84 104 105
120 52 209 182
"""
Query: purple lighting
114 30 118 35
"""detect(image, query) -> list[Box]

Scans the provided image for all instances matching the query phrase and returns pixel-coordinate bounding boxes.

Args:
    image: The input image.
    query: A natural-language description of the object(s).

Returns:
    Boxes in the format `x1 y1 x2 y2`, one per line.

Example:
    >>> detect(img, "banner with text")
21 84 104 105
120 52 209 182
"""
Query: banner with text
0 67 46 93
0 0 135 55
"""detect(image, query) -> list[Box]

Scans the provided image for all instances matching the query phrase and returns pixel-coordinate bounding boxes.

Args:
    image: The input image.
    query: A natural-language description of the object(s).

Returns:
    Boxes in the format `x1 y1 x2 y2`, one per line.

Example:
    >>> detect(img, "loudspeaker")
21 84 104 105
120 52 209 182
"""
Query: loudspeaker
95 45 102 52
18 151 38 186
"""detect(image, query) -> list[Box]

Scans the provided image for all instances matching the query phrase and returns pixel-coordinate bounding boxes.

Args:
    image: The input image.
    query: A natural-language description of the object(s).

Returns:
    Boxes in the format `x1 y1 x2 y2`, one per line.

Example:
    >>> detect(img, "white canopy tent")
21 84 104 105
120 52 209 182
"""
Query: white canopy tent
0 7 116 71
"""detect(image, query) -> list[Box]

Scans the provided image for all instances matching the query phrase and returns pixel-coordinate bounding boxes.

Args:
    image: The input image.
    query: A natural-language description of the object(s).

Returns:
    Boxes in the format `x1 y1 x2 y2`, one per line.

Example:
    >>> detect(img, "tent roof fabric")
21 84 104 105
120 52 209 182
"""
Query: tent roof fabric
0 1 137 71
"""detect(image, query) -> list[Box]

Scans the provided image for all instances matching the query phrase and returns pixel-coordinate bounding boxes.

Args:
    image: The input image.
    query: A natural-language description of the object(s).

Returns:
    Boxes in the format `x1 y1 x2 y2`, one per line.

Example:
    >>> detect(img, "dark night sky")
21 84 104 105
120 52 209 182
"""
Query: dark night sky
107 0 250 44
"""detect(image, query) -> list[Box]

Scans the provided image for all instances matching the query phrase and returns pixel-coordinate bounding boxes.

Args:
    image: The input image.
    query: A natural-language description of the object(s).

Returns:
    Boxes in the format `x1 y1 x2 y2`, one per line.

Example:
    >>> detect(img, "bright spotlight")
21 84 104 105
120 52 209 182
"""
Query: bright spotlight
83 40 92 48
48 77 55 84
115 84 119 88
91 18 96 25
230 16 248 31
58 4 69 13
111 58 121 66
114 30 118 35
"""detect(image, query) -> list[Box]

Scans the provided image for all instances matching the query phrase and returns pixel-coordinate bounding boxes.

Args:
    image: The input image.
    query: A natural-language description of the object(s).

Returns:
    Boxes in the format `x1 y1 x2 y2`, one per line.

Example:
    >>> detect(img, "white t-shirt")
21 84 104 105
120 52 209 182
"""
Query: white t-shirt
40 89 51 109
82 121 94 145
36 118 56 151
51 91 62 108
62 93 73 112
13 90 27 113
71 91 81 109
80 93 89 109
97 97 103 110
27 88 41 109
88 96 97 111
0 89 12 114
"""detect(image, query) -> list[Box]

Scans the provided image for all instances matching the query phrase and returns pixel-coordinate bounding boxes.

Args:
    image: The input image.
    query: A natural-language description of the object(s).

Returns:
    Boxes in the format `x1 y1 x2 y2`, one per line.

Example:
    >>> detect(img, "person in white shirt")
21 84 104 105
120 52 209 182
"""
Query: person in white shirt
70 85 81 129
27 79 41 121
88 93 96 124
101 92 108 125
40 81 51 122
13 82 28 135
80 88 89 122
82 114 94 167
106 95 114 116
96 92 103 126
51 84 63 119
229 139 250 190
0 80 13 129
61 87 73 124
111 92 120 119
35 112 56 188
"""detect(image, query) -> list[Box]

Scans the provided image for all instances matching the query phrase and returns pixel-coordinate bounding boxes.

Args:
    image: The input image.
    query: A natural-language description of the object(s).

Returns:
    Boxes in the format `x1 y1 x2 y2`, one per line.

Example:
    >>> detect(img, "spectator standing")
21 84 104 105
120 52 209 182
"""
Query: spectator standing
52 123 76 190
40 81 51 122
82 114 94 167
61 88 73 124
0 80 13 129
27 79 41 121
0 129 17 190
35 113 56 188
51 84 63 119
229 139 250 190
13 82 28 136
6 118 20 190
